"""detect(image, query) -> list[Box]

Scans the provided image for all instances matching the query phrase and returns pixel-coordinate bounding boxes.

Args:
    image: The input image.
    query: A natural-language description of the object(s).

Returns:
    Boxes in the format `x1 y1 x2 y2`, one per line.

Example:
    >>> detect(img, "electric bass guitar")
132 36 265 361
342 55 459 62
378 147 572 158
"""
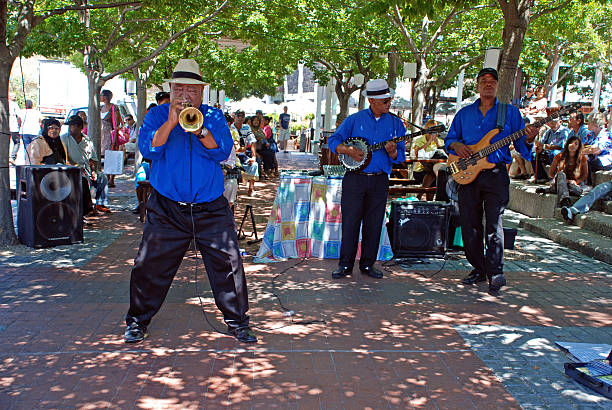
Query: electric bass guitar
447 103 580 185
340 125 446 172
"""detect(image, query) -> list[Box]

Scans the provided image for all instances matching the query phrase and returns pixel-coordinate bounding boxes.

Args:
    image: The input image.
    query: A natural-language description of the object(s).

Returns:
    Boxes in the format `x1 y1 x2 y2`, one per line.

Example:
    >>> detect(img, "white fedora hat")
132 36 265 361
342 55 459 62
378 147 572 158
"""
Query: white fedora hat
168 59 208 85
361 79 394 99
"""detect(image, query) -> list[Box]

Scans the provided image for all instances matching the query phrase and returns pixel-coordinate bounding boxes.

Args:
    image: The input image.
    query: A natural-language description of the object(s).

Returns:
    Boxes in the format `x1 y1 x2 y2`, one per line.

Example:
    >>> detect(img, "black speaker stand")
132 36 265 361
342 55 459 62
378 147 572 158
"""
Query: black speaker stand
237 204 261 245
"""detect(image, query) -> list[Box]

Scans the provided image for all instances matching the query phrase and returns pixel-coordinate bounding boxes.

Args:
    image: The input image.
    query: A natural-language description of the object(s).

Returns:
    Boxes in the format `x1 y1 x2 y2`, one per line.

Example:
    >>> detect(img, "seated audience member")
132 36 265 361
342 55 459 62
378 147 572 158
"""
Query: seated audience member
155 91 170 105
561 180 612 221
231 110 258 196
411 119 445 200
123 114 138 155
263 116 279 176
76 111 88 136
522 86 548 122
584 111 612 184
221 113 242 210
132 159 151 214
535 136 588 207
519 87 534 109
61 115 111 214
567 111 593 145
26 118 67 165
250 115 275 180
531 110 569 182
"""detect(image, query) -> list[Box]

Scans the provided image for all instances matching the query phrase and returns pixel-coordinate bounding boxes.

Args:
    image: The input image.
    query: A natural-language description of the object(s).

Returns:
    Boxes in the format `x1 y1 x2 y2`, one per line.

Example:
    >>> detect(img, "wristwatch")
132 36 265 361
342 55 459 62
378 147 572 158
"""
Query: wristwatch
198 127 210 139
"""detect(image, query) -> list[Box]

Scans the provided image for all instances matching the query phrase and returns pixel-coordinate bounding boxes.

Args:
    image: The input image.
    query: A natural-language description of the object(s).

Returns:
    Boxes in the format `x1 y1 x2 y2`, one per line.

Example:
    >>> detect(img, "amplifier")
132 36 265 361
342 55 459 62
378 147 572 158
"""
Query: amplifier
389 201 450 258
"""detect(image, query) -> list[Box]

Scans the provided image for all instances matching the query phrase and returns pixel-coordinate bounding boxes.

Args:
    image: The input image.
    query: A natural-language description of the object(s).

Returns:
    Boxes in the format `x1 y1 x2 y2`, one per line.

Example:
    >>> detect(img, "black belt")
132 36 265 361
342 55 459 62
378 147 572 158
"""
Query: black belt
158 190 223 212
348 171 386 176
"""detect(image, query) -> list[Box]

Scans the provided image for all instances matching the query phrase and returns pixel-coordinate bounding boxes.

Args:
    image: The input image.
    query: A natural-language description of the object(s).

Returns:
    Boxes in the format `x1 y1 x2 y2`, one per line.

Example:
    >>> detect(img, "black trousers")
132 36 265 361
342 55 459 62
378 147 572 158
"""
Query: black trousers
339 172 389 269
457 163 509 276
126 190 249 329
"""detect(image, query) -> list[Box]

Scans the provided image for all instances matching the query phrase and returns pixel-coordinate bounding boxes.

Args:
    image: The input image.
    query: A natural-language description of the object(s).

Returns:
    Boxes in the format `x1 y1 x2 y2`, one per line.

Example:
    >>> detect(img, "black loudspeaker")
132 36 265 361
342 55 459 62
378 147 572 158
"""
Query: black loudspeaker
390 201 450 258
16 165 83 248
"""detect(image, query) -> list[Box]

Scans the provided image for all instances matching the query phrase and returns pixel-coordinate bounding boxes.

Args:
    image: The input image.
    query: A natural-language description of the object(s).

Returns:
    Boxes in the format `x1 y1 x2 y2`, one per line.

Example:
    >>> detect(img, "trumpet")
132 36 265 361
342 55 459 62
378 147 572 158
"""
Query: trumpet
178 102 204 132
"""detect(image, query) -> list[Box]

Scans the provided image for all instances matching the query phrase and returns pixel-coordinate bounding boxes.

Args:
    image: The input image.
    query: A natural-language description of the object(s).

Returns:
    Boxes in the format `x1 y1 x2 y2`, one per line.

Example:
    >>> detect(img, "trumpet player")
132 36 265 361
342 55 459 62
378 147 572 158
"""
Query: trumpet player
124 59 256 344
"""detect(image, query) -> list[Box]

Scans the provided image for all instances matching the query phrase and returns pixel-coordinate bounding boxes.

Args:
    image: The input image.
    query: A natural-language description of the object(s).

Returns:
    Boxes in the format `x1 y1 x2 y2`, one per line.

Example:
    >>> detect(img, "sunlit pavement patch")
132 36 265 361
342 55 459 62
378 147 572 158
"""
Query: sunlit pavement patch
455 324 612 409
0 229 124 268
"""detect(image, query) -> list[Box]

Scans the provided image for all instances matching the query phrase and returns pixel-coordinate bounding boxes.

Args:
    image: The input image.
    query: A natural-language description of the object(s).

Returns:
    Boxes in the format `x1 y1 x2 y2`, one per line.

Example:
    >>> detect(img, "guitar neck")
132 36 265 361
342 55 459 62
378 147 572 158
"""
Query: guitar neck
477 109 566 158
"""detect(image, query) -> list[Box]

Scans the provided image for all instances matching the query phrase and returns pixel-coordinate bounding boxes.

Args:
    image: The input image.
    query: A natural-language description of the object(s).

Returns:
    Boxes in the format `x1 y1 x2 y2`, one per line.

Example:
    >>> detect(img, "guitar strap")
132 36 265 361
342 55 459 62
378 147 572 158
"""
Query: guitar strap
496 102 508 130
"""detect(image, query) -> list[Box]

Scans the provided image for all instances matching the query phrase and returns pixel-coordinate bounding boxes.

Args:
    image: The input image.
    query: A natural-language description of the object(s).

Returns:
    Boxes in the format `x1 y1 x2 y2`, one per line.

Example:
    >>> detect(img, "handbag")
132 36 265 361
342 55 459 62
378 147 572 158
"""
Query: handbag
110 105 130 147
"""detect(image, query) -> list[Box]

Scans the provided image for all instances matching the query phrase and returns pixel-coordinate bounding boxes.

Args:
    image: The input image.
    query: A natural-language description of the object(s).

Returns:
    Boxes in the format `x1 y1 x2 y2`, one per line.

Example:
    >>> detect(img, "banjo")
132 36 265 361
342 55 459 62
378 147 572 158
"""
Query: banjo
339 124 446 172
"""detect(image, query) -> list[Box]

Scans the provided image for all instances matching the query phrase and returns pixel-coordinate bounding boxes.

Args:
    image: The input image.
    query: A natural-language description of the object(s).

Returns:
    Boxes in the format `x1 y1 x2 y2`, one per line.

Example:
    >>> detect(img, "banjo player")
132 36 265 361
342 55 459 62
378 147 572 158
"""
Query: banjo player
328 79 407 280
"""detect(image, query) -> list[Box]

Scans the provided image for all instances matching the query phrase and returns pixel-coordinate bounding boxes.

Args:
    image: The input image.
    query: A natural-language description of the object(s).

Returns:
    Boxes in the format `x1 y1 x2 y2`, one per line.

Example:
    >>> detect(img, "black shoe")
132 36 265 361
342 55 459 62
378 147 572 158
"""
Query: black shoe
535 187 547 194
559 197 572 208
124 322 147 343
229 326 257 343
332 266 352 279
462 270 487 285
488 274 506 296
360 265 383 279
561 206 574 222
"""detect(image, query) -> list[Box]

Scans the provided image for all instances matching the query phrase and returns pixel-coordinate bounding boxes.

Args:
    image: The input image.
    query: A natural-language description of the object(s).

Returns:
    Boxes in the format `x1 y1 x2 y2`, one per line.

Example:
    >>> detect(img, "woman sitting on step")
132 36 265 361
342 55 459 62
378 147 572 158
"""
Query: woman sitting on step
536 136 588 207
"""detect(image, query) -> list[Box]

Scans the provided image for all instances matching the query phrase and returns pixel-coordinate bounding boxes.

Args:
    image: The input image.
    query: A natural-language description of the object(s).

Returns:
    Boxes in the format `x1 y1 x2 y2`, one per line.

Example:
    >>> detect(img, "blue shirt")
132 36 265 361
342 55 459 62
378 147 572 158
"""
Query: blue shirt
592 128 612 167
570 124 595 146
540 125 570 157
445 98 530 164
279 113 290 129
138 104 232 203
328 109 406 174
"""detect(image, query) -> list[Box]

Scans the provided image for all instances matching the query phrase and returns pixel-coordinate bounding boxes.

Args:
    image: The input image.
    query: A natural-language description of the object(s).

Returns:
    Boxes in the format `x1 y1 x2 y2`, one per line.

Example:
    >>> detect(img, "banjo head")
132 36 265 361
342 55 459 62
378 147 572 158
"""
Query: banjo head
340 137 370 171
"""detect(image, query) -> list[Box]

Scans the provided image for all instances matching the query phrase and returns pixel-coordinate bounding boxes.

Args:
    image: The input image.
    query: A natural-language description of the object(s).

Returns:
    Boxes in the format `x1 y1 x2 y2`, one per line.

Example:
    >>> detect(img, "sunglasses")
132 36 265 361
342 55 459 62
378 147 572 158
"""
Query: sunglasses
378 97 393 104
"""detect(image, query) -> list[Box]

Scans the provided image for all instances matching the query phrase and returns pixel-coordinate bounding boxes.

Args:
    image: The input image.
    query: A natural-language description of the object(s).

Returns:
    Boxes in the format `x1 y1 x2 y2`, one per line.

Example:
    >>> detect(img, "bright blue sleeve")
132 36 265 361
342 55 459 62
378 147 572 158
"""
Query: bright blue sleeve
197 106 232 162
392 119 407 164
138 105 168 160
327 115 354 154
444 110 464 155
509 105 531 161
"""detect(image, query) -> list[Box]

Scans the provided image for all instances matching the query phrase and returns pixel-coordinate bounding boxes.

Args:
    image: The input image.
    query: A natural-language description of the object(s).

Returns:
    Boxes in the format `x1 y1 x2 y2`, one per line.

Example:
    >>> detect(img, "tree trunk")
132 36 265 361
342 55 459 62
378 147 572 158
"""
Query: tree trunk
387 51 400 90
497 3 531 103
358 84 366 111
335 80 355 124
132 66 148 175
430 86 439 122
410 58 430 131
83 46 105 168
0 56 19 246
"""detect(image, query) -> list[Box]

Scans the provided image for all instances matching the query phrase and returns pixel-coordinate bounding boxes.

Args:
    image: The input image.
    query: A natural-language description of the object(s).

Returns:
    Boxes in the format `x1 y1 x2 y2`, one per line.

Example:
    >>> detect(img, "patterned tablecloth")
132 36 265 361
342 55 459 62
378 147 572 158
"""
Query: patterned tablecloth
255 174 393 262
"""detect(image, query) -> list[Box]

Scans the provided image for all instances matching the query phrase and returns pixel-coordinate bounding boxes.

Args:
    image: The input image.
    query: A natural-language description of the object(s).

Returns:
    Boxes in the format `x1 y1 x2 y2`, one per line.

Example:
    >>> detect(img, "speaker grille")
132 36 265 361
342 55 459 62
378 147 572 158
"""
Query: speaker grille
391 201 449 258
36 203 78 240
40 171 73 202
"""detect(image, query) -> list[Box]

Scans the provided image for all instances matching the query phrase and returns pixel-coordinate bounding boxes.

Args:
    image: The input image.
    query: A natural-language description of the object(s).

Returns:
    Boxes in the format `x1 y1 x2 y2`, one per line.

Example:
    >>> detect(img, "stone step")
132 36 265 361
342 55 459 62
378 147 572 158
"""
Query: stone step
553 209 612 238
594 170 612 186
519 217 612 265
595 200 612 214
509 181 611 219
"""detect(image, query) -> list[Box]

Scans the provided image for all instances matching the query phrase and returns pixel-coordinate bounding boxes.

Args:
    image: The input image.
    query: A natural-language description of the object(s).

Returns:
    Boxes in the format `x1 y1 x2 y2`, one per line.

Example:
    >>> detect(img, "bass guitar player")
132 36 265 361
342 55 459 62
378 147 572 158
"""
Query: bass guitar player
444 67 537 296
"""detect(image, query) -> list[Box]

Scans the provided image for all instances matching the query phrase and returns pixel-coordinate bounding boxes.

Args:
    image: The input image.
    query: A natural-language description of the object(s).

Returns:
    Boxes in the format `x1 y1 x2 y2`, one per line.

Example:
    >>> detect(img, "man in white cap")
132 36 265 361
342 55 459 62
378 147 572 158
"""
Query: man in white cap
328 79 406 280
124 59 256 344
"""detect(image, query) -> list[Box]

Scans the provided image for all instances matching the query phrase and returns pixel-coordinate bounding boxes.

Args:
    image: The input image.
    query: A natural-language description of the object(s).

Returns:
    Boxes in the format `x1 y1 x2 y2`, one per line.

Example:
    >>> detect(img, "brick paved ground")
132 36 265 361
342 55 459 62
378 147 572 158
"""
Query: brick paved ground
1 153 611 409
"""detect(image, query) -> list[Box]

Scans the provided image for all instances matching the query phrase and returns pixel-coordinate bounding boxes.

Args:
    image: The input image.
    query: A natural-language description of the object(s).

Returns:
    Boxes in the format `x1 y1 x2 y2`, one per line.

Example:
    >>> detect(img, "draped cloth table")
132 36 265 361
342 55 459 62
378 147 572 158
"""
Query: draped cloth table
255 173 393 262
